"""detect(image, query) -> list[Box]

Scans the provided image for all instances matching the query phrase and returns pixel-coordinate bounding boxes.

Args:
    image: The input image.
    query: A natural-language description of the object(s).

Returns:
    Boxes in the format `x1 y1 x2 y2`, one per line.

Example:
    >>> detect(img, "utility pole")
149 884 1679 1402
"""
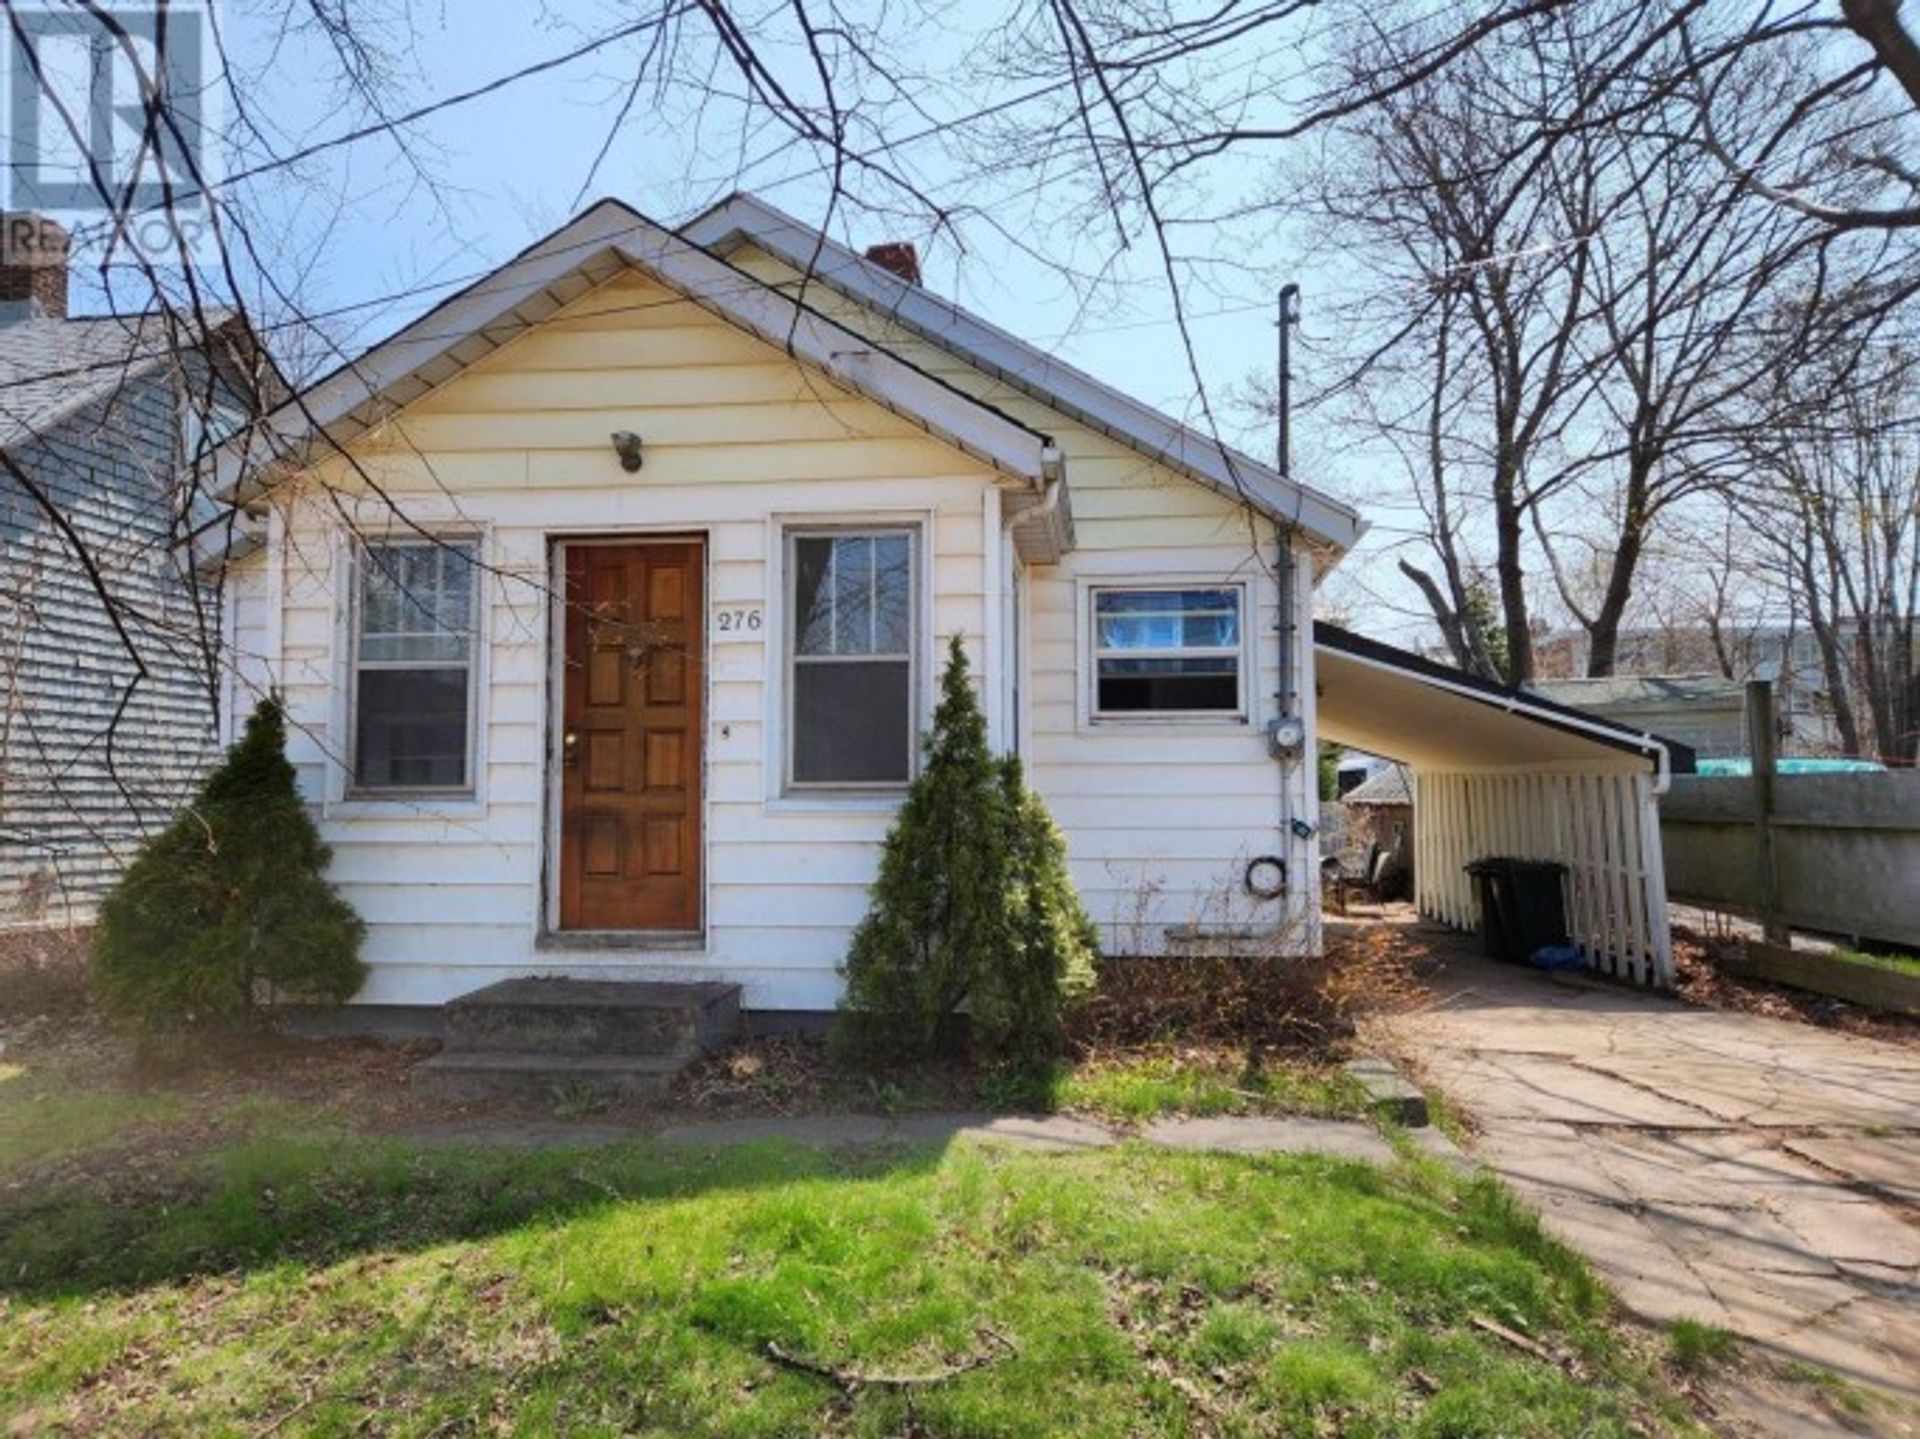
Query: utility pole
1276 283 1301 477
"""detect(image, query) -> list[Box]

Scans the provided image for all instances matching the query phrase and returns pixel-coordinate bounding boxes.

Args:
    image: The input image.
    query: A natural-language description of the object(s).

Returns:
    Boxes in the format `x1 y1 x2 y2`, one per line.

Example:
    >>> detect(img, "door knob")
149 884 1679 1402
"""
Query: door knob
563 730 580 766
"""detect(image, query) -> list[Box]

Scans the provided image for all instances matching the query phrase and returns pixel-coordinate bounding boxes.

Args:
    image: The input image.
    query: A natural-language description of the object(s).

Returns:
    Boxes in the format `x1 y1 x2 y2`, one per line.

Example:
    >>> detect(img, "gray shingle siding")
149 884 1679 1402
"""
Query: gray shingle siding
2 362 223 926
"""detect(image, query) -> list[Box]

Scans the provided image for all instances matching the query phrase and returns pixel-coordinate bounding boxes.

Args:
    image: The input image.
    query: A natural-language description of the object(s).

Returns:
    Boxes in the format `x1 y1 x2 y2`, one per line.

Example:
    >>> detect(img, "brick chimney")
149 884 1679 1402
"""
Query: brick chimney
0 214 70 320
863 241 921 286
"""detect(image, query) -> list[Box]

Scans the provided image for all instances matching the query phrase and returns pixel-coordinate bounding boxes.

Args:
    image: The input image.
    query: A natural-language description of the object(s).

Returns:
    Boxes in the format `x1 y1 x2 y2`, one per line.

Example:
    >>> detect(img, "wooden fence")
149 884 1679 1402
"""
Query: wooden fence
1415 766 1671 986
1660 771 1920 950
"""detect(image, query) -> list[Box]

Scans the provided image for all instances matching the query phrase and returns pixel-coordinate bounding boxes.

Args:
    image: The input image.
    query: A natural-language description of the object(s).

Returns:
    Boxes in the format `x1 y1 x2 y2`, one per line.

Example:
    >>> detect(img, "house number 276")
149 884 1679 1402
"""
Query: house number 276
714 606 764 637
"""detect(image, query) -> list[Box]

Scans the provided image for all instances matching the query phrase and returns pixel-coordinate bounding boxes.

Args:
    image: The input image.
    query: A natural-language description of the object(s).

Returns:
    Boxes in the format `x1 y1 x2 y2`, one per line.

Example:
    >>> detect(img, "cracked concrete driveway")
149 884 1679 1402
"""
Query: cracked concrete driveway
1373 934 1920 1433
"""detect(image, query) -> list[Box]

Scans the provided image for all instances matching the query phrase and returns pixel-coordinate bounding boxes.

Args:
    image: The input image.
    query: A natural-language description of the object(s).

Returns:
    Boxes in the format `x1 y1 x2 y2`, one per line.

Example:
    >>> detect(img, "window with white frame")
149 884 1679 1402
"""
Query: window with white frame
1090 585 1244 717
788 528 916 786
352 539 479 790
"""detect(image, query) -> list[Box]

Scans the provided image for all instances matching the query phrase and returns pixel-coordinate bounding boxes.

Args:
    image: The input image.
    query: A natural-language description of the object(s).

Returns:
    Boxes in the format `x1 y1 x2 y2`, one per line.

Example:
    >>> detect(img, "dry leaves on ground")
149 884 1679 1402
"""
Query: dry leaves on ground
1671 928 1919 1047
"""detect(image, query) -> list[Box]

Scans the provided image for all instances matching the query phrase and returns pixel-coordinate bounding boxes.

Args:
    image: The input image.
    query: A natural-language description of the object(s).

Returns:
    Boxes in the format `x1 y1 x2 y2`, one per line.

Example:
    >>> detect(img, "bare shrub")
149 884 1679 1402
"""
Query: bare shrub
1067 924 1422 1058
0 925 93 1021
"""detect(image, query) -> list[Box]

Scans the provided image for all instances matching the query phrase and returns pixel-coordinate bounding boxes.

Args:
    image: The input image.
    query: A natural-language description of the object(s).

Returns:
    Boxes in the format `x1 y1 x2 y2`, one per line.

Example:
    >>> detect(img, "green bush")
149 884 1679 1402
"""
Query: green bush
835 637 1097 1065
970 755 1099 1064
93 696 366 1029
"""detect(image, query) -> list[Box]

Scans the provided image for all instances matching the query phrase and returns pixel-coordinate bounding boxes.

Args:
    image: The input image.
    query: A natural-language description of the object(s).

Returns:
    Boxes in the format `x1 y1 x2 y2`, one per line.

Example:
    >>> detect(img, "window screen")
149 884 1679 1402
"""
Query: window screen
790 531 915 784
353 540 477 789
1092 587 1242 715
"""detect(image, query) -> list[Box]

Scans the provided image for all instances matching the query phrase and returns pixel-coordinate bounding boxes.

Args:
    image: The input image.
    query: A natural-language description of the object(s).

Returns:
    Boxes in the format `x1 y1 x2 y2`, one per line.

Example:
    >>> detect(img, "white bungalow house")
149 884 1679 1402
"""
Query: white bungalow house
213 193 1685 1028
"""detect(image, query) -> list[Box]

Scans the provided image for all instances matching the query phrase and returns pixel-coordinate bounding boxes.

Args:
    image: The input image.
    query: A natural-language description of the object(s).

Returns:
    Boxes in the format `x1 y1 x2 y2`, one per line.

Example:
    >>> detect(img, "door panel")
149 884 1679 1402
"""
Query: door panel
559 540 704 931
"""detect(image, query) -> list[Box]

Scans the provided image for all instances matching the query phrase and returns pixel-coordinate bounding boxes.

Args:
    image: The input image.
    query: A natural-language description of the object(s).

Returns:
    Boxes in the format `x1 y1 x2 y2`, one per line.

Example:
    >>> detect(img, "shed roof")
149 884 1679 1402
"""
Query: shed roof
1315 623 1696 776
1342 764 1412 806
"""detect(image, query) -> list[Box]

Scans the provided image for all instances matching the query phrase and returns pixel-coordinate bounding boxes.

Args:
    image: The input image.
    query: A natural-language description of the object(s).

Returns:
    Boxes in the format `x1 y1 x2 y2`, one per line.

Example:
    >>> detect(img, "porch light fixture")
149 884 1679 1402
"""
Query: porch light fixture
610 430 644 472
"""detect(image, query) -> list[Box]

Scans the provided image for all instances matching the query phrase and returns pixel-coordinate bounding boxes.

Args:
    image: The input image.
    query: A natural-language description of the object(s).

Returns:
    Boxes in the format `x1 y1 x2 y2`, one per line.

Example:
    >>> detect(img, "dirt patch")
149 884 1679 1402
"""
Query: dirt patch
671 1037 984 1118
1672 927 1920 1047
0 925 92 1018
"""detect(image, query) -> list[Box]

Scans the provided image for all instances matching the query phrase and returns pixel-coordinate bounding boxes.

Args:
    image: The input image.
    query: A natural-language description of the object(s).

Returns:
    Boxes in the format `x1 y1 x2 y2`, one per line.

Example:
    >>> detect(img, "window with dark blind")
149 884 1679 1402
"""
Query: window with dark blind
352 540 478 791
788 529 916 786
1091 586 1244 717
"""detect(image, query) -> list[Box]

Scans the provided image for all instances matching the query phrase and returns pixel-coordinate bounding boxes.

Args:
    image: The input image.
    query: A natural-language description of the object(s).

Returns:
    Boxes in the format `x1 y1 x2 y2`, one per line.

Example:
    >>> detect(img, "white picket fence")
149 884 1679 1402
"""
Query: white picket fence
1414 766 1672 987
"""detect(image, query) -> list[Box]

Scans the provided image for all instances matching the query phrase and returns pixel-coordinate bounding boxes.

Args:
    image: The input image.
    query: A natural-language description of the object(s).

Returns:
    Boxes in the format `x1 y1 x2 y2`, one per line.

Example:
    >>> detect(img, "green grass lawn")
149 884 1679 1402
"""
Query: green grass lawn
1832 947 1920 978
1052 1052 1369 1122
0 1058 190 1179
0 1123 1702 1438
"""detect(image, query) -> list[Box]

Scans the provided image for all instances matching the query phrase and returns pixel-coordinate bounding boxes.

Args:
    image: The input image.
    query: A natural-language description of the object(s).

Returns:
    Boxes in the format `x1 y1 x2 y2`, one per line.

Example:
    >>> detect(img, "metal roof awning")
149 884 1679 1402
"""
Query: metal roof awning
1312 622 1689 989
1314 623 1695 778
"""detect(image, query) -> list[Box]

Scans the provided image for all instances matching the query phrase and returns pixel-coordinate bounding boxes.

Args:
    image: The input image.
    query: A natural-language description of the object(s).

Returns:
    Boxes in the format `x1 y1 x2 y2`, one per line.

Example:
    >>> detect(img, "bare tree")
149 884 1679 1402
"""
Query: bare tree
1291 2 1908 682
5 0 1920 896
1736 339 1920 761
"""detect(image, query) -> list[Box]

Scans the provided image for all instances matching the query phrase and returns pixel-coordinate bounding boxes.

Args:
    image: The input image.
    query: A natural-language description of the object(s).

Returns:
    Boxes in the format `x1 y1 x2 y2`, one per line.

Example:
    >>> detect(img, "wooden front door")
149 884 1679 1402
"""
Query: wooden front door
559 540 703 931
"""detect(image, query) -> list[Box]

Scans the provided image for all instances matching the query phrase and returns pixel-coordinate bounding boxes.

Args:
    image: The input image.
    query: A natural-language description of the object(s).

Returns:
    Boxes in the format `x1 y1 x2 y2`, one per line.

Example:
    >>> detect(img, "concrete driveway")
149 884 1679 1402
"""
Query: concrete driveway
1372 930 1919 1434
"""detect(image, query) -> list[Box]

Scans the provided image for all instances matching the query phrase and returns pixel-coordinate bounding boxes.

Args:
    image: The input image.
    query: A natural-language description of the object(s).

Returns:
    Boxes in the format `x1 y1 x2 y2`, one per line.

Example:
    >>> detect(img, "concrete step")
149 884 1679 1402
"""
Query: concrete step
409 1050 685 1104
442 978 741 1059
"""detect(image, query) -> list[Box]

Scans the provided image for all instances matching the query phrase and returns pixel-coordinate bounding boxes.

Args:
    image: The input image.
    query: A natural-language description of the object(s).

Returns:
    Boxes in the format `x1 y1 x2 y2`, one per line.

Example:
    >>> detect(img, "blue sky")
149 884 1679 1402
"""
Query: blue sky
212 2 1349 446
33 0 1403 624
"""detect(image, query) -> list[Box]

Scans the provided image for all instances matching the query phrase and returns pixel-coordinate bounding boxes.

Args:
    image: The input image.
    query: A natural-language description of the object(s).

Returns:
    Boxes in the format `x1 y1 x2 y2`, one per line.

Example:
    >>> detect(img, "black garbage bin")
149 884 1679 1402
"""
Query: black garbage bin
1464 858 1511 961
1464 857 1569 964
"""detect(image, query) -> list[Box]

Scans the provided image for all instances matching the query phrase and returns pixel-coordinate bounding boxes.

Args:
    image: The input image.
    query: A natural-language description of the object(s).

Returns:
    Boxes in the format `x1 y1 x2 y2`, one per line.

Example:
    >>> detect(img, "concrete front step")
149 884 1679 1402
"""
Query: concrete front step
443 977 741 1059
409 1050 686 1104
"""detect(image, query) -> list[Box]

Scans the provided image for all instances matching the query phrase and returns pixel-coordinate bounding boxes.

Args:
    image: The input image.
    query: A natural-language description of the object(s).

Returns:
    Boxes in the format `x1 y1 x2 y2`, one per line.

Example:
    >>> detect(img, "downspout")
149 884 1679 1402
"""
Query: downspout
998 447 1065 759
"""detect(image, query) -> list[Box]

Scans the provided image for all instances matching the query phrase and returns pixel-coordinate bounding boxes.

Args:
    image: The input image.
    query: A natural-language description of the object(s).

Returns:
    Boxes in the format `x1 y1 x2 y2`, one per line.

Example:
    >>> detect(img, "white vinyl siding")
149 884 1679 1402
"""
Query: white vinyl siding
722 241 1321 957
257 244 1327 1008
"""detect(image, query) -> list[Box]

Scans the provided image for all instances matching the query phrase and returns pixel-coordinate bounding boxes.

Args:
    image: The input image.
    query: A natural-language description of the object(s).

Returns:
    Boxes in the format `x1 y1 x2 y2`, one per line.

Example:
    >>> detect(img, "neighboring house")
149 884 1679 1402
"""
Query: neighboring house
0 215 267 927
1334 750 1389 796
1339 763 1413 899
209 194 1688 1015
1532 627 1841 752
1528 675 1749 760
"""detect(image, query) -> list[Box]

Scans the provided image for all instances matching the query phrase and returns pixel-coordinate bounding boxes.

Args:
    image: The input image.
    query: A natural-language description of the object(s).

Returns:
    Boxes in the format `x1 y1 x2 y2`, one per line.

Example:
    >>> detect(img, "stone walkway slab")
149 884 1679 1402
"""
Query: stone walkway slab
1376 936 1920 1436
1140 1114 1396 1163
412 1109 1404 1163
1784 1132 1920 1207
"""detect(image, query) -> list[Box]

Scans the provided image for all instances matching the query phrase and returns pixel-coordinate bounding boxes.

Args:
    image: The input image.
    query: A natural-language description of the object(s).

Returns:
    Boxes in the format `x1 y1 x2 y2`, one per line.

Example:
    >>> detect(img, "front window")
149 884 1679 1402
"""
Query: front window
352 539 478 790
788 529 916 786
1091 585 1243 717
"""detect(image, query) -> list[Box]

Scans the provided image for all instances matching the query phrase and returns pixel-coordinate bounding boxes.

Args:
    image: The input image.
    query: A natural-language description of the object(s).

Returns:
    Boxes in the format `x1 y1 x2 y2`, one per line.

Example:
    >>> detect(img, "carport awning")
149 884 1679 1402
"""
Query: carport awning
1312 623 1690 989
1314 623 1695 775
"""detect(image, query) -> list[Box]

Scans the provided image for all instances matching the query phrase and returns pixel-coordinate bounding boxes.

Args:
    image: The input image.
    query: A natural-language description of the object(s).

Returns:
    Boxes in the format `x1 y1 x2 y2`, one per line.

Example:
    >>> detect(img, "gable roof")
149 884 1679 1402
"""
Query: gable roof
220 199 1064 515
682 193 1365 557
0 311 245 450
